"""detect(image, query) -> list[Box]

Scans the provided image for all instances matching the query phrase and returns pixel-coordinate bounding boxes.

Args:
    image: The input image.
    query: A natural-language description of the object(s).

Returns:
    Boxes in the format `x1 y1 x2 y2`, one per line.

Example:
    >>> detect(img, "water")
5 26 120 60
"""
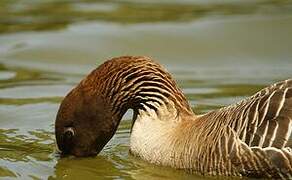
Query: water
0 0 292 179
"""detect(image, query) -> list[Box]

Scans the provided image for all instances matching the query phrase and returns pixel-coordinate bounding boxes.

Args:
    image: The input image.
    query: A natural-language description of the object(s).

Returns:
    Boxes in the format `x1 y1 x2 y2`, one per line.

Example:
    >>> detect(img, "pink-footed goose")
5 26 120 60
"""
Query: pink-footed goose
55 56 292 178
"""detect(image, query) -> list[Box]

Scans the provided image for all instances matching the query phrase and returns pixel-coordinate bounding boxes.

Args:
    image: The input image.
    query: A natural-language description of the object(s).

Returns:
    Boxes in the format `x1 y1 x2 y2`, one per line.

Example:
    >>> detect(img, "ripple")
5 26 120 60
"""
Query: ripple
183 87 218 94
0 71 16 80
0 85 73 99
72 2 118 13
0 103 58 133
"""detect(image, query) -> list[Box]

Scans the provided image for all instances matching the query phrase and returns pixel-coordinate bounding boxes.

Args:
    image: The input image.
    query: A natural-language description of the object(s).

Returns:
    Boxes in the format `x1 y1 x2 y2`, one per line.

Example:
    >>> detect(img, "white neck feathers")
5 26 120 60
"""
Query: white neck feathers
130 100 196 167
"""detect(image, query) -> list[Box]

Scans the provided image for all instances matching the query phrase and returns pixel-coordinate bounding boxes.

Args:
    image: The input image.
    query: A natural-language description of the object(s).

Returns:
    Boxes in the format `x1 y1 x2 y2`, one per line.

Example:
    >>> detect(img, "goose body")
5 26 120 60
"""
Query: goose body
55 56 292 178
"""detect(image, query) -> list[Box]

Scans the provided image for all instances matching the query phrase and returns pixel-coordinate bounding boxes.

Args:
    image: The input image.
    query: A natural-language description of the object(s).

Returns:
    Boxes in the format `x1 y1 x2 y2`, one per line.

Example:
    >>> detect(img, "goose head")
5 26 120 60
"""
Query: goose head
55 84 120 157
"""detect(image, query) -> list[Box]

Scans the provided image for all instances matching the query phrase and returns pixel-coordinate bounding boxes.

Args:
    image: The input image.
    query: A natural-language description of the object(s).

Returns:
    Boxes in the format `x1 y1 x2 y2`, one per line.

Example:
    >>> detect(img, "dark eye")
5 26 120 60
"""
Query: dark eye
61 127 75 154
64 127 75 139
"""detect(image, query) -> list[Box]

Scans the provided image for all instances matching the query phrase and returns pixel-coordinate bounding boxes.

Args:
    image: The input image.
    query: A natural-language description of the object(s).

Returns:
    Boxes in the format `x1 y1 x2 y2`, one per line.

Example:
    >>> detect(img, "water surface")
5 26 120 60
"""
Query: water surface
0 0 292 179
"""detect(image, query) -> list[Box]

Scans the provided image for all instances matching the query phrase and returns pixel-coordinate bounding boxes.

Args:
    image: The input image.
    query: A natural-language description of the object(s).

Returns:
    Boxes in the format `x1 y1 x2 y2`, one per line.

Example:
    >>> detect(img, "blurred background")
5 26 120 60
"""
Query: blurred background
0 0 292 179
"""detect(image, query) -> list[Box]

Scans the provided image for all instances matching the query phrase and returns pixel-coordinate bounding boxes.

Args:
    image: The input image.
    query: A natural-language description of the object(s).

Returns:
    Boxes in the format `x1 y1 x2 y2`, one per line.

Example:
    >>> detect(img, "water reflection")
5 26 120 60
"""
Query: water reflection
0 166 16 178
0 128 55 179
50 120 133 179
0 129 54 162
51 156 127 179
0 62 61 179
0 63 74 105
0 63 63 88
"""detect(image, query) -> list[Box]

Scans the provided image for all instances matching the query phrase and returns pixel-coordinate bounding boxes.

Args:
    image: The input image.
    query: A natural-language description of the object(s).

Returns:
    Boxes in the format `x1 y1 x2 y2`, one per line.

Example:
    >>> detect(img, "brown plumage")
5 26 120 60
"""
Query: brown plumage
55 56 292 178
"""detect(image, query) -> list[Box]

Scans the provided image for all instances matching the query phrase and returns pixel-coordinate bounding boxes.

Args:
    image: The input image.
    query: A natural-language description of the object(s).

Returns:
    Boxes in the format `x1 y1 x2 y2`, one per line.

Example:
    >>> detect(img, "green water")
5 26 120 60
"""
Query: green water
0 0 292 179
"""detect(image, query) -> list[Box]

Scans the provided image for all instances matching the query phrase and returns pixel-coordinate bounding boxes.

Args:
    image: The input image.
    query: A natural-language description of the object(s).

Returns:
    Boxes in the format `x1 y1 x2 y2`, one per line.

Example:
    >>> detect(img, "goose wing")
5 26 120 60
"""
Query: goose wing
215 79 292 178
228 79 292 149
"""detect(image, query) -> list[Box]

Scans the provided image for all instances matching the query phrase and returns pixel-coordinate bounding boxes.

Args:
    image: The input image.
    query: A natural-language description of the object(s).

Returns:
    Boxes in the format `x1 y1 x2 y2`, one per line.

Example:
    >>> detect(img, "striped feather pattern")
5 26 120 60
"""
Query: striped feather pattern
84 56 193 116
186 80 292 178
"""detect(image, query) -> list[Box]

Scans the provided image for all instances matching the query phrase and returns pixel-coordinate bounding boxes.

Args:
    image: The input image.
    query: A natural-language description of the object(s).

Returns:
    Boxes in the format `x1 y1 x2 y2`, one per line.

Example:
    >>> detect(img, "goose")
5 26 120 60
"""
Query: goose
55 56 292 178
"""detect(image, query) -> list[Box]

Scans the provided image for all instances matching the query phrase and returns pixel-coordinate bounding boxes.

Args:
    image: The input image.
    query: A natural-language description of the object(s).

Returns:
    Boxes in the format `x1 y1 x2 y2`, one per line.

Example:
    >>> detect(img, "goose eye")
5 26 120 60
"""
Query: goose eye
64 127 75 139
